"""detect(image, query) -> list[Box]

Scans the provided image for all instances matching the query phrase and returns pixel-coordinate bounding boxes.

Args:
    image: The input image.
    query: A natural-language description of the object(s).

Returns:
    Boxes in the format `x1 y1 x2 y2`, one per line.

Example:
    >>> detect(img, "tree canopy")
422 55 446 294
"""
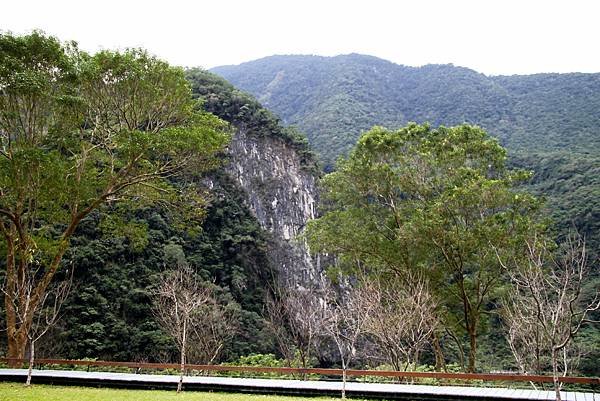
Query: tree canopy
306 123 542 372
0 31 230 362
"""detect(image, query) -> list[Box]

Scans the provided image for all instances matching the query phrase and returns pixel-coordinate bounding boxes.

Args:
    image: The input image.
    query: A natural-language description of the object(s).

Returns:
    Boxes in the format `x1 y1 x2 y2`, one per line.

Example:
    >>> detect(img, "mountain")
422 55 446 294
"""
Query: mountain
211 54 600 254
212 54 600 165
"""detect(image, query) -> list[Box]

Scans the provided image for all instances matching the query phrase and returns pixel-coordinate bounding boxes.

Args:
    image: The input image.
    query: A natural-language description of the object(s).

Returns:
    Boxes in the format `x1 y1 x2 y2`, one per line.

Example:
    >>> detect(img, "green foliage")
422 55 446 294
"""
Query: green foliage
1 40 307 363
0 32 230 360
58 173 277 362
222 353 314 379
234 353 285 366
307 123 539 275
510 151 600 257
0 31 230 274
212 54 600 252
306 123 542 372
185 68 319 172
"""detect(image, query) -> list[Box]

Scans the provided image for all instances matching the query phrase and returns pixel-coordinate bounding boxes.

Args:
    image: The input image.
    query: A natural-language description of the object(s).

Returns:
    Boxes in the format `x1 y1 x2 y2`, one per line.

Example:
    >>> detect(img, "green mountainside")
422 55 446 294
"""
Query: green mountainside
212 54 600 253
212 54 600 161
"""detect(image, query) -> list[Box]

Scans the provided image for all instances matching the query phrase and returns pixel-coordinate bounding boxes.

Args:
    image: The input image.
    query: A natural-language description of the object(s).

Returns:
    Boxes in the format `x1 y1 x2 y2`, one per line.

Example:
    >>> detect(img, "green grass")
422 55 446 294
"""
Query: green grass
0 383 342 401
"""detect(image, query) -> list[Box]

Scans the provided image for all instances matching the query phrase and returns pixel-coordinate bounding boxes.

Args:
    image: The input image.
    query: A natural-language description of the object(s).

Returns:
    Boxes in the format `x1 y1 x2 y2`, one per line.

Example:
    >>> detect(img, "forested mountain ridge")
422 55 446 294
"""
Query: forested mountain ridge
212 54 600 163
211 54 600 254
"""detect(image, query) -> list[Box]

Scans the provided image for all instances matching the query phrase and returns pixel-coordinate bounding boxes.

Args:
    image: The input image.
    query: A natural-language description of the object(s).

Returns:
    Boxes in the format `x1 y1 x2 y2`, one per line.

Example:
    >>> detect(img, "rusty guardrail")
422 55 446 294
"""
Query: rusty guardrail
1 357 598 385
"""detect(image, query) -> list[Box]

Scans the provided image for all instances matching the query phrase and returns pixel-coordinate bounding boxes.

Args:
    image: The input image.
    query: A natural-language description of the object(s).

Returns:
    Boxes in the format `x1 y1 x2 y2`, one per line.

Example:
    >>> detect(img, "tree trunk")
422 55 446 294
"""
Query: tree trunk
300 349 308 380
6 331 27 368
4 237 70 368
551 350 562 401
178 320 186 393
4 237 22 369
178 348 185 393
26 339 35 386
467 324 477 373
341 367 347 400
468 335 476 373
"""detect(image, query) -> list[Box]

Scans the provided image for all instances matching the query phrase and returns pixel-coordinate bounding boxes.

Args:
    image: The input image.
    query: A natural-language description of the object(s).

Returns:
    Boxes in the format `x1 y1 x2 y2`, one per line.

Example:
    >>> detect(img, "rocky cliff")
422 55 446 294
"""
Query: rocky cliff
186 68 323 286
225 128 321 285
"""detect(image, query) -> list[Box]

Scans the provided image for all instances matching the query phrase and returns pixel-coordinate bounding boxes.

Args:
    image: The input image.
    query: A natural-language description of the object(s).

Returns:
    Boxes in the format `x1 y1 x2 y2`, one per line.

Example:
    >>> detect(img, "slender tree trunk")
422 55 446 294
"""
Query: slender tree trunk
26 339 35 386
178 320 187 393
551 350 562 401
341 365 347 400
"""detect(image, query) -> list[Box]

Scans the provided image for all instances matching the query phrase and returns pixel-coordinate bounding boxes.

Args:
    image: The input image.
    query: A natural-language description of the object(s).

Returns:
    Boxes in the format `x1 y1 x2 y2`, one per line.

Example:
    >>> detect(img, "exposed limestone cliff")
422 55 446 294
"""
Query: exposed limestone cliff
225 128 321 285
186 68 323 286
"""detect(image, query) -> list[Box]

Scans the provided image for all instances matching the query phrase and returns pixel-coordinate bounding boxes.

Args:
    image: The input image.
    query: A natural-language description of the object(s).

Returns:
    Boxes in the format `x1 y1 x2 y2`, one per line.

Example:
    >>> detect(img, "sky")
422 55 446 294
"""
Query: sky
2 0 599 76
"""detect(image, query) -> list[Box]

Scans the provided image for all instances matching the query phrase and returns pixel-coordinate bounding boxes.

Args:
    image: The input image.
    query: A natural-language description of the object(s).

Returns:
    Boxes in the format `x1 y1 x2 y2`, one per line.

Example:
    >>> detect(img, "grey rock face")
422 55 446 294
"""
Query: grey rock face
225 128 322 285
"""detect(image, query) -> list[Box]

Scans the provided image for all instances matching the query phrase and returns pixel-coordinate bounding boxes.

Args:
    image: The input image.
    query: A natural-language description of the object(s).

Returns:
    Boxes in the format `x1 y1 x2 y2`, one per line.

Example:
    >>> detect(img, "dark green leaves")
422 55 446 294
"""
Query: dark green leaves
0 32 231 360
306 123 543 371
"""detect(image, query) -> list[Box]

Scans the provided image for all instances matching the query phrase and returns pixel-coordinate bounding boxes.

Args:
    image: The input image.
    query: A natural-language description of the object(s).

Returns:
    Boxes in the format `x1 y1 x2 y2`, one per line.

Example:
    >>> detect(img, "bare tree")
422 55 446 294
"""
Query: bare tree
265 283 329 371
152 264 235 393
187 300 238 365
499 233 599 401
26 277 72 386
362 276 440 371
264 292 297 366
322 281 374 400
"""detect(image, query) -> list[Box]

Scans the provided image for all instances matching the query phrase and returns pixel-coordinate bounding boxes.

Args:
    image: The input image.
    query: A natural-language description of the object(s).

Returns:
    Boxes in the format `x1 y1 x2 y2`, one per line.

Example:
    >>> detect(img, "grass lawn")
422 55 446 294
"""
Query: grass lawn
0 382 344 401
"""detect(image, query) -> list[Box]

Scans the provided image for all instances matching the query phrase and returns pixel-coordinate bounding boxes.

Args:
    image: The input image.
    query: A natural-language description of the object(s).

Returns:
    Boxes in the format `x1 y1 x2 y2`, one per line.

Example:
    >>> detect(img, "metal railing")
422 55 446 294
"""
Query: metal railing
1 357 598 387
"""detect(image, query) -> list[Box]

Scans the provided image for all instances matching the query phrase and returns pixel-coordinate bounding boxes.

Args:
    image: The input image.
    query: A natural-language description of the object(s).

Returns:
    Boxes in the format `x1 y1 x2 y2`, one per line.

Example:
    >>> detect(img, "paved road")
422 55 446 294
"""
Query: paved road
0 369 596 400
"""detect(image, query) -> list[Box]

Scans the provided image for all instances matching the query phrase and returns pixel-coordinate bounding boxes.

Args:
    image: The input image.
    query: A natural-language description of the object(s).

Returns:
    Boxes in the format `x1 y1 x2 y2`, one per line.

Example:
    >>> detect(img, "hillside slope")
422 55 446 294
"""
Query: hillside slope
212 54 600 252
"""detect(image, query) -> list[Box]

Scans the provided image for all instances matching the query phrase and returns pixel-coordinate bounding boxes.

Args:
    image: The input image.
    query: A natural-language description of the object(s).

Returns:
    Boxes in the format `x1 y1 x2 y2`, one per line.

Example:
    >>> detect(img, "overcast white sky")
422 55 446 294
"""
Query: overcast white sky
2 0 599 75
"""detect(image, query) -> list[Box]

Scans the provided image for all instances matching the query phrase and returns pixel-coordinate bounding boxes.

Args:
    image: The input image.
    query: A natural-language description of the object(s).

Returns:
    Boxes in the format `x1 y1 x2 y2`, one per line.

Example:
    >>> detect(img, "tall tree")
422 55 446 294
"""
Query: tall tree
0 32 229 363
322 281 373 400
307 123 540 372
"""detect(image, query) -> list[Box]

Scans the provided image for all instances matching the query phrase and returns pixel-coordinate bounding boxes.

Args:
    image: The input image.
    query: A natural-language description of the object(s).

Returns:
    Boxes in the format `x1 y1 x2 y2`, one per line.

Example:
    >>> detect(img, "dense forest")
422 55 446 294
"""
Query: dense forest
55 171 276 362
212 54 600 255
